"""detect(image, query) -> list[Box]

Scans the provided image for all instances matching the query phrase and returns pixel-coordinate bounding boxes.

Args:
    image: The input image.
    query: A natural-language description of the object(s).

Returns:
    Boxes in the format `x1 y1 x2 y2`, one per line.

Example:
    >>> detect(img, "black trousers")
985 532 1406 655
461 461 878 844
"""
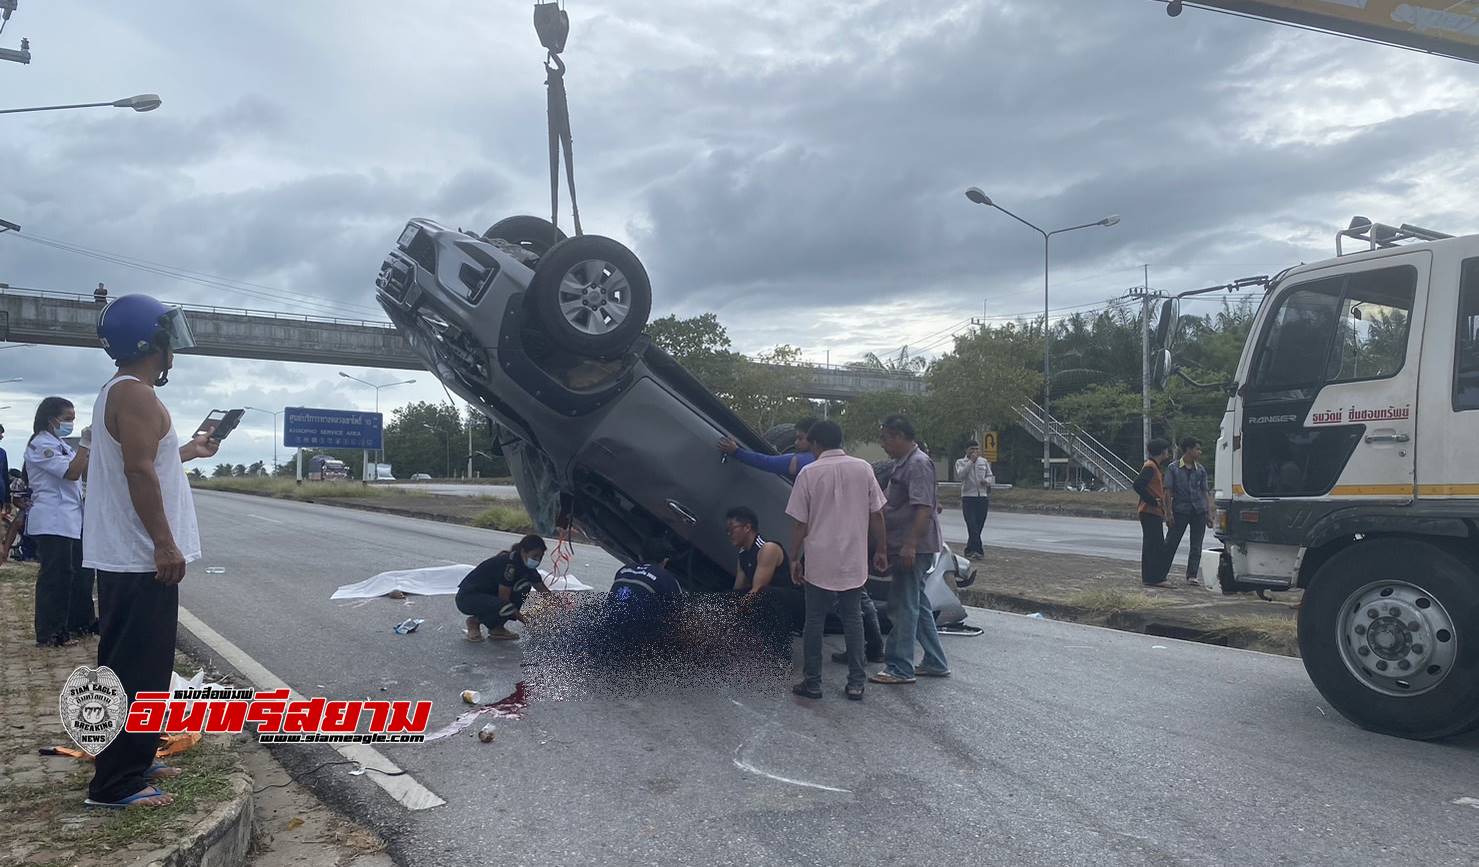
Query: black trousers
456 589 522 629
1139 514 1167 585
90 571 178 803
1164 514 1208 580
35 534 88 645
961 496 990 556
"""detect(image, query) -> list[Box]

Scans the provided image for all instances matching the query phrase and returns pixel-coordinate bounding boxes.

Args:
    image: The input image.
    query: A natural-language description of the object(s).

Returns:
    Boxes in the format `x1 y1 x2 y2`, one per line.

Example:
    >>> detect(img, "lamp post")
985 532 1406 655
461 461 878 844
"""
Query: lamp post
338 372 416 478
0 94 162 115
964 187 1119 489
423 423 451 479
0 377 22 384
243 406 281 472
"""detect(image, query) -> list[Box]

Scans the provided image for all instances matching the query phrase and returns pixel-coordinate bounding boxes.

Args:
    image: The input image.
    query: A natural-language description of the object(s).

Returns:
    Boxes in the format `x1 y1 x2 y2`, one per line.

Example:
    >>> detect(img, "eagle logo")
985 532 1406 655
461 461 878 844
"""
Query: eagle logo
58 666 128 756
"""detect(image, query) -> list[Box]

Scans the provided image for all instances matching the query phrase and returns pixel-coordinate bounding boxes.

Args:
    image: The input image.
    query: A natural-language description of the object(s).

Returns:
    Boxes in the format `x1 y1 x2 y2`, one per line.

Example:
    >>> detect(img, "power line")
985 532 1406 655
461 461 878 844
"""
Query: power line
1 231 385 317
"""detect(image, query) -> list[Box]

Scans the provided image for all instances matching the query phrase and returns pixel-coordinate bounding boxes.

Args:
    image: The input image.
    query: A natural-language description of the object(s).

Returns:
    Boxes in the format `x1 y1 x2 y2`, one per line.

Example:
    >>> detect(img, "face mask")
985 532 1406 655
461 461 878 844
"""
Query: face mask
524 557 542 570
56 422 75 438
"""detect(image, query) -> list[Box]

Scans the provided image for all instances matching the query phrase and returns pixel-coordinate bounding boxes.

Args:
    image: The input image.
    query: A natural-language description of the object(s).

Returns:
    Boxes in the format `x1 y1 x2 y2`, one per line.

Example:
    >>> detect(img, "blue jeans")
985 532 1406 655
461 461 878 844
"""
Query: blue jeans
884 555 948 678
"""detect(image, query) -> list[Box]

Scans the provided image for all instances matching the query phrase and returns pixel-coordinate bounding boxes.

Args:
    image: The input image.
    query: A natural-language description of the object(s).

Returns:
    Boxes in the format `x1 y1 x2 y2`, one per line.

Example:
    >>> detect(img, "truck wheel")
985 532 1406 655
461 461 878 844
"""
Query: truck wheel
528 235 652 359
1299 539 1479 740
482 215 567 257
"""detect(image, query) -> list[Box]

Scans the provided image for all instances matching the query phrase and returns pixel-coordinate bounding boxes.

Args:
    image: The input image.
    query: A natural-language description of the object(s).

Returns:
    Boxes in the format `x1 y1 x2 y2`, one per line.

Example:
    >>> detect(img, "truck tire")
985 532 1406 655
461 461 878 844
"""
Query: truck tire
1299 538 1479 740
482 215 567 257
528 235 652 359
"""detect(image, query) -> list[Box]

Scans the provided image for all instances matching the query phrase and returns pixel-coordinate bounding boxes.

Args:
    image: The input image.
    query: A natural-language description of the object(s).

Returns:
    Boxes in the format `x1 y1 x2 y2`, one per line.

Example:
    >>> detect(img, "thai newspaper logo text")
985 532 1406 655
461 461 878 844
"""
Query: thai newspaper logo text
126 687 432 744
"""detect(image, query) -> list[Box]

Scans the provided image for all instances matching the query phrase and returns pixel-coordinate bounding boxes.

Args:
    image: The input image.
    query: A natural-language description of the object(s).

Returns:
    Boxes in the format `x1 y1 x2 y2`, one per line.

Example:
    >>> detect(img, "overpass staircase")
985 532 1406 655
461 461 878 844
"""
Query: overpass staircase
1013 399 1137 492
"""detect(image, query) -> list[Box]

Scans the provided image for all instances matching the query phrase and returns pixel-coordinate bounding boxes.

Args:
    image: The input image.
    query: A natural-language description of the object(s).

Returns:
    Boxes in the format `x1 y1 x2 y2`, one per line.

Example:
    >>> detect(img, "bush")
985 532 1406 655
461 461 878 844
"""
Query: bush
471 504 534 533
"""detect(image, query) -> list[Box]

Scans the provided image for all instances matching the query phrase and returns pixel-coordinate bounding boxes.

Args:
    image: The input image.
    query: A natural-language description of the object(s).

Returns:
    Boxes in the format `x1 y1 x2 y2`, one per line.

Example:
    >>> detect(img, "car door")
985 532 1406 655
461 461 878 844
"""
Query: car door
1239 253 1427 503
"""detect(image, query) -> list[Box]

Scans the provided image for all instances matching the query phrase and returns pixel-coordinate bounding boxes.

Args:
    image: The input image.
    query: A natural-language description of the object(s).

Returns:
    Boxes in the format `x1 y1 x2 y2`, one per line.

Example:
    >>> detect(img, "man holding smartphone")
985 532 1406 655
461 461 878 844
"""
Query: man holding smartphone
82 295 219 809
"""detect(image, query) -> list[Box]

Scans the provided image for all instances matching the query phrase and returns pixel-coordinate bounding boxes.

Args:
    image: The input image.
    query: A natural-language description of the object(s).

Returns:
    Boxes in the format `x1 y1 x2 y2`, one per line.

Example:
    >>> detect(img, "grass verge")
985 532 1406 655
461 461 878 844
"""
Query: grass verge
1202 614 1300 656
1065 587 1178 615
191 477 393 500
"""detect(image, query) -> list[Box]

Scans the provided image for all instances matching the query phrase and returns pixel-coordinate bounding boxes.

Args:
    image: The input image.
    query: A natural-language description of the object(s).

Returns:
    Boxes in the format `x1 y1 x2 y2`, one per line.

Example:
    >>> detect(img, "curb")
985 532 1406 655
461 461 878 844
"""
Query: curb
958 586 1293 654
132 769 255 867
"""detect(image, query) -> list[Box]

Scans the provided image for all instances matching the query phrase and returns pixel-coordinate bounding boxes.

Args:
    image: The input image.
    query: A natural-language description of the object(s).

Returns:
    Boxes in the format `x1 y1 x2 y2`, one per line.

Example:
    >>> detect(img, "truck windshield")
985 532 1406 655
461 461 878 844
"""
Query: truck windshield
1250 266 1416 402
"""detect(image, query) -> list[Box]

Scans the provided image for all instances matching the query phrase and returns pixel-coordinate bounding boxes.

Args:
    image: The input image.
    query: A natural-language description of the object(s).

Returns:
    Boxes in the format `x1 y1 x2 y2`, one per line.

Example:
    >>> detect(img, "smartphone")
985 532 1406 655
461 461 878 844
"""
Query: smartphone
195 409 245 442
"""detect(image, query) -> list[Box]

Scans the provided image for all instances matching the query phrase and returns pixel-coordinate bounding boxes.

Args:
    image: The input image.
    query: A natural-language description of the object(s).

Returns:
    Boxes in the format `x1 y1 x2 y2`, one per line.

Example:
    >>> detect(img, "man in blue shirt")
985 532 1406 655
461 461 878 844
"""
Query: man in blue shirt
717 417 818 480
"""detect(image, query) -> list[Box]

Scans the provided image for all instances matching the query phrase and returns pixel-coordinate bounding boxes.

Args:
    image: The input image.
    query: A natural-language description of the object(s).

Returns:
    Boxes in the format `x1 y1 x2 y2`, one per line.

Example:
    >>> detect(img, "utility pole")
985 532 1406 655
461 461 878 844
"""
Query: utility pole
466 405 474 479
1125 268 1161 459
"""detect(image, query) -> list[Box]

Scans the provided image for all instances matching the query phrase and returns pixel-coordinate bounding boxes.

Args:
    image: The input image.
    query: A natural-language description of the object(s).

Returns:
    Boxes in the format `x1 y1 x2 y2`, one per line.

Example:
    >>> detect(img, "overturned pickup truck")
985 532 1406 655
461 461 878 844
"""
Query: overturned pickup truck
374 216 975 626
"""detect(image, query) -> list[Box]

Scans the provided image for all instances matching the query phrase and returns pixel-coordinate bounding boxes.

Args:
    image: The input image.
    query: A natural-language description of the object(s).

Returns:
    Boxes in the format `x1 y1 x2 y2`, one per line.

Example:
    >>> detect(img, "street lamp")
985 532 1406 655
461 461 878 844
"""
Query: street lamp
0 218 18 233
965 187 1119 489
0 93 162 115
0 377 22 384
423 423 451 479
244 406 282 472
339 372 416 478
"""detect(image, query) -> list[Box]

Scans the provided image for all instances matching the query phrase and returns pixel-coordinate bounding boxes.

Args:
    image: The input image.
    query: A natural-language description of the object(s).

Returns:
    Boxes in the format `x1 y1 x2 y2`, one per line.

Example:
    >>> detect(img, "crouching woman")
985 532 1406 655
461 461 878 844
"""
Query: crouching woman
458 534 551 641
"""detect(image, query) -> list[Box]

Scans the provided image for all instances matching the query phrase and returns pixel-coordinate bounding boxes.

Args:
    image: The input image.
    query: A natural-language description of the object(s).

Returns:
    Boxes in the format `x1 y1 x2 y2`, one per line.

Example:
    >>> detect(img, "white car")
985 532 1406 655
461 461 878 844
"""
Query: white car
409 473 433 481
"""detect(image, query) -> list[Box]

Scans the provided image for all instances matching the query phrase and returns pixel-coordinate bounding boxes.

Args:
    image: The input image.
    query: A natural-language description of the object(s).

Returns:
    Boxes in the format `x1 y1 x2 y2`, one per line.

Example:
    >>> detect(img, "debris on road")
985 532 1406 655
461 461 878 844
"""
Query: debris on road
393 618 425 635
461 689 482 704
478 723 497 743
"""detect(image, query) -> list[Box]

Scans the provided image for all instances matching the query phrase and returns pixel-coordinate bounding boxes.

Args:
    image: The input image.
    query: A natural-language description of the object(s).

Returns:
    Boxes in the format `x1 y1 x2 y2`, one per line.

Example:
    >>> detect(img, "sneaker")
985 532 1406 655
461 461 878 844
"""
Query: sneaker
868 671 916 685
487 627 520 641
845 685 864 701
916 667 952 678
1185 575 1201 585
791 682 822 700
831 650 885 664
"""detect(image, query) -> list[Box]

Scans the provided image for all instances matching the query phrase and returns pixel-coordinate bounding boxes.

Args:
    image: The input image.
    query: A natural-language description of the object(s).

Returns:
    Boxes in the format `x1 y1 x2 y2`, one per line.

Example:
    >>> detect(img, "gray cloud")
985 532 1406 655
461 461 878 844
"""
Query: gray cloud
1 0 1475 447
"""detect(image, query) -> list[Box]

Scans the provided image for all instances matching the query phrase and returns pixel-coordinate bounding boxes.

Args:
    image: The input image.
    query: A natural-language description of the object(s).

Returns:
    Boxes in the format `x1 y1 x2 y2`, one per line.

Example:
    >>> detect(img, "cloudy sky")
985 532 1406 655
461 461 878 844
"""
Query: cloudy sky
2 0 1477 470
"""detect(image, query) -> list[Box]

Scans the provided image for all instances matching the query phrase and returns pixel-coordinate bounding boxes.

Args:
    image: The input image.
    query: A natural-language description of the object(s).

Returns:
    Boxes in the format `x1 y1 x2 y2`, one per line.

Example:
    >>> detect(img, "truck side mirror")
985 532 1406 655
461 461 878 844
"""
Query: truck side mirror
1154 298 1177 352
1153 349 1172 389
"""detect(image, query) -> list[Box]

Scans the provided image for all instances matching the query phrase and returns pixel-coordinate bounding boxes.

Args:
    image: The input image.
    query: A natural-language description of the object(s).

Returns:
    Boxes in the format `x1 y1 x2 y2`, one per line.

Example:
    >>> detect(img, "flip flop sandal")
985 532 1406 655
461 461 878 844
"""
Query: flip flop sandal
148 762 183 780
84 785 173 809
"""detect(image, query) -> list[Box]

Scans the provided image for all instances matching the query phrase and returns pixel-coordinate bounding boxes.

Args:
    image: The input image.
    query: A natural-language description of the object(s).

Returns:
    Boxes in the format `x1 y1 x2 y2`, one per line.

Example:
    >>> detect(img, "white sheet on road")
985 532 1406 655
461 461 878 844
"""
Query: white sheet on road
330 563 593 599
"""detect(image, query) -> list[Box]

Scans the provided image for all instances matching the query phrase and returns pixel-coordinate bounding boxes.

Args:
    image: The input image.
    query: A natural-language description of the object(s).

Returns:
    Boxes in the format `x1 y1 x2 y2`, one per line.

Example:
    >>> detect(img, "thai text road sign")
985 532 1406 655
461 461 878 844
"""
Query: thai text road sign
283 407 383 450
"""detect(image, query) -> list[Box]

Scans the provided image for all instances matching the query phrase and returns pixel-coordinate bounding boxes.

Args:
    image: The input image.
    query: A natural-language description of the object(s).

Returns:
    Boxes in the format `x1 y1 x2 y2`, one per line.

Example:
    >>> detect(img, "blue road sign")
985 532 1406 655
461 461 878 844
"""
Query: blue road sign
283 407 383 450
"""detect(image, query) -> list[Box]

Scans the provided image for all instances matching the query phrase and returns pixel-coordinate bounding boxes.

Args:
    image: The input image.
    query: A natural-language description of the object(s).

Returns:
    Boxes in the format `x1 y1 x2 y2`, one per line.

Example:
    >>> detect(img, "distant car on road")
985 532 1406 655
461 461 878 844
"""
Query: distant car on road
375 216 974 625
409 473 433 481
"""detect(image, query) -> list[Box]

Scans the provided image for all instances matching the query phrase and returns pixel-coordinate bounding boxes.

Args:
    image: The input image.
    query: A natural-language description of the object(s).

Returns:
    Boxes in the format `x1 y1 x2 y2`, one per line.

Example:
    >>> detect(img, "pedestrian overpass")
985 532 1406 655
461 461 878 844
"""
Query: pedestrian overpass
0 287 925 401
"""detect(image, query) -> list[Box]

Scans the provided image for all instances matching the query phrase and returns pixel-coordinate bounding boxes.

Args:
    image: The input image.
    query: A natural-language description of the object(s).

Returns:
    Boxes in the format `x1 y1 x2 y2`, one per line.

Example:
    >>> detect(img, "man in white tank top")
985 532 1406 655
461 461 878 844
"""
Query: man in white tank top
81 295 218 809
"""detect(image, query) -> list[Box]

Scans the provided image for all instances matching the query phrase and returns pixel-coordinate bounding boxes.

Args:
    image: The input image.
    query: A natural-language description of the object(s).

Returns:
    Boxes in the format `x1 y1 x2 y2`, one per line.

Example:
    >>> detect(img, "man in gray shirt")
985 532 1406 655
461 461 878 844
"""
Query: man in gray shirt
1163 436 1214 585
870 415 950 684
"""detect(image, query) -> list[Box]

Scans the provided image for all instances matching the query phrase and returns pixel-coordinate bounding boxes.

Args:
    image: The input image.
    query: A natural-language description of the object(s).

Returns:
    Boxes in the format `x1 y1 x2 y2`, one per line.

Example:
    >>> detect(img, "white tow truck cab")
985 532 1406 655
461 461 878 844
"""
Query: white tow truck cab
1161 217 1479 740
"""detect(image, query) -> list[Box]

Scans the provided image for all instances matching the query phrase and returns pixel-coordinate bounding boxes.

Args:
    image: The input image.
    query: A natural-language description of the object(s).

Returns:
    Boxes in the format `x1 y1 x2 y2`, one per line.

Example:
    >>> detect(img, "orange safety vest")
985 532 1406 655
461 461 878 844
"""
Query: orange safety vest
1137 460 1168 519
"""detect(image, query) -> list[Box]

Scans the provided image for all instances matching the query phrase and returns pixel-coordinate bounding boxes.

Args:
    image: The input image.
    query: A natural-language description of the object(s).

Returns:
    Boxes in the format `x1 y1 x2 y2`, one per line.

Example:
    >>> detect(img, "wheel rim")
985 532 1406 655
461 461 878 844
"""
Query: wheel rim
1336 579 1458 697
556 258 632 336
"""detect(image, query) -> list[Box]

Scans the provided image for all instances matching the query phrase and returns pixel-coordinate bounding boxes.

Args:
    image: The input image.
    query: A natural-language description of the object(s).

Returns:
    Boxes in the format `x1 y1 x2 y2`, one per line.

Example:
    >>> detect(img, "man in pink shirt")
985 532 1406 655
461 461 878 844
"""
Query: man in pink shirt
785 420 889 700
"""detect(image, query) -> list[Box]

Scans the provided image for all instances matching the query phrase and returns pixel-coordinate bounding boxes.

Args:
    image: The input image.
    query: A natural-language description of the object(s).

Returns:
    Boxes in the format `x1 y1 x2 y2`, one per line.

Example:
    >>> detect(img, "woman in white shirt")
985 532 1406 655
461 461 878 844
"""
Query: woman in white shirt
25 397 92 647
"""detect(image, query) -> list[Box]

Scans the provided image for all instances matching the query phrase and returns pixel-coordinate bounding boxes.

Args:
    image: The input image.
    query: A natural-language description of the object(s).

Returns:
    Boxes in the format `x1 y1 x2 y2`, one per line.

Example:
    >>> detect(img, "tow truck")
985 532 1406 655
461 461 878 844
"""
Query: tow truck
1156 217 1479 740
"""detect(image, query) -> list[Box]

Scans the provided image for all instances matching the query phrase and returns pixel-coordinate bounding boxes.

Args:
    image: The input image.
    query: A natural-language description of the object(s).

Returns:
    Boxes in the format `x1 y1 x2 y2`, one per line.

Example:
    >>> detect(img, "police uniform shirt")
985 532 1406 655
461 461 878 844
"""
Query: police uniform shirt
611 562 684 604
458 551 547 599
24 431 83 539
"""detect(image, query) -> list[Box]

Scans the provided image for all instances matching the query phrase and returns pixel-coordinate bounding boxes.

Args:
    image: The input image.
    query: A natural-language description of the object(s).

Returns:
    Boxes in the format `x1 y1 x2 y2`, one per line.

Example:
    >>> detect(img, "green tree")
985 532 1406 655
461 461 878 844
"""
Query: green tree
924 322 1040 452
211 463 234 478
187 467 205 481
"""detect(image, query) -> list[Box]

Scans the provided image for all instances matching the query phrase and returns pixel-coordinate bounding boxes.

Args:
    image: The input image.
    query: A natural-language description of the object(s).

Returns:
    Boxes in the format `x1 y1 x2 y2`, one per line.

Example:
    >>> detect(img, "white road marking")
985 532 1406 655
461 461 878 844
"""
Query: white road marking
248 514 284 524
1454 797 1479 809
732 746 852 794
177 606 445 811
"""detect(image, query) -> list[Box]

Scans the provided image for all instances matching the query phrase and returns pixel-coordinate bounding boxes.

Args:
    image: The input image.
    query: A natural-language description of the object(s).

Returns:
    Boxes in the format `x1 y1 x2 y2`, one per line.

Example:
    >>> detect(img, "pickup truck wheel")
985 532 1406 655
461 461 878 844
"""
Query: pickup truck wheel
528 235 652 359
482 215 567 257
1299 539 1479 740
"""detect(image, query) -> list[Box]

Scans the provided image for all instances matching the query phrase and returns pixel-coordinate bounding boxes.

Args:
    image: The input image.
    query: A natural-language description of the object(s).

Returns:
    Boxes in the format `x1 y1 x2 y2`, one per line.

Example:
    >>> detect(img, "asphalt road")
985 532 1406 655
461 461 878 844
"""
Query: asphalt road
384 483 1171 567
177 490 1479 865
